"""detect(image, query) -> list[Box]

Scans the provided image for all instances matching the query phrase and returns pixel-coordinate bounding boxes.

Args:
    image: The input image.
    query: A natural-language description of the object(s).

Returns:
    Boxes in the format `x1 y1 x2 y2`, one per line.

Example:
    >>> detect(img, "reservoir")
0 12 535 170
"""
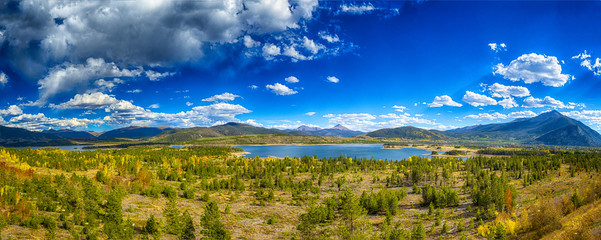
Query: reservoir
236 144 431 161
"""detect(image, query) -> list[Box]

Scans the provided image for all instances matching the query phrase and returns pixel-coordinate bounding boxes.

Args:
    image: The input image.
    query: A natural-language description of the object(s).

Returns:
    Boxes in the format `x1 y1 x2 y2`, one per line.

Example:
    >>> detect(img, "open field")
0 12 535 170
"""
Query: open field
0 146 599 239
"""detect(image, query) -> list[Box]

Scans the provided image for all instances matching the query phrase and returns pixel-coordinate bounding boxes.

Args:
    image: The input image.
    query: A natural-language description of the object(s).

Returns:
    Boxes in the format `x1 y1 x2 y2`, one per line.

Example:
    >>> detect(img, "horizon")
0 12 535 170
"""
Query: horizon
1 1 601 133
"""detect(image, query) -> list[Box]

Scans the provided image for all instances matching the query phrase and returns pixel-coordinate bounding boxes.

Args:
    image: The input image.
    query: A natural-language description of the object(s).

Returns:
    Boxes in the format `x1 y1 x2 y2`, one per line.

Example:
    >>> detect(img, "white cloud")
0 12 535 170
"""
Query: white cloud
127 89 142 93
429 95 463 107
1 0 319 77
6 113 103 131
572 50 591 60
465 112 508 120
51 92 118 109
266 83 297 95
285 76 300 83
191 102 252 123
305 112 316 116
392 105 407 112
249 85 258 89
145 70 174 81
262 43 281 60
202 92 240 102
243 35 260 48
93 78 123 92
282 45 308 61
488 42 507 52
0 105 23 116
0 72 8 87
488 83 530 98
148 104 159 109
522 96 580 109
572 51 601 76
494 53 570 87
302 36 324 54
326 76 339 83
318 31 340 43
186 102 194 107
508 110 537 119
37 58 142 104
498 97 518 109
463 91 497 107
339 4 375 14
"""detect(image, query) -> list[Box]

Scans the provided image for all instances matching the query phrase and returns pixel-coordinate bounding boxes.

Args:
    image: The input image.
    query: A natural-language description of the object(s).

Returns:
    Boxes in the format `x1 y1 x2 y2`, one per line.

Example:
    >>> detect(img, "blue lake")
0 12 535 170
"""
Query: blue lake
236 144 431 161
13 145 94 151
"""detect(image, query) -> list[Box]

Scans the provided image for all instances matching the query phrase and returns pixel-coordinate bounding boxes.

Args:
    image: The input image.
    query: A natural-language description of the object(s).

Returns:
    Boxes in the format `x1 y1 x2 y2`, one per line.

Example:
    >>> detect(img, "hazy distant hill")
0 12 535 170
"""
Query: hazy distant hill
44 129 97 139
0 125 71 147
154 122 295 142
98 126 174 139
446 110 601 146
366 126 447 140
291 124 364 137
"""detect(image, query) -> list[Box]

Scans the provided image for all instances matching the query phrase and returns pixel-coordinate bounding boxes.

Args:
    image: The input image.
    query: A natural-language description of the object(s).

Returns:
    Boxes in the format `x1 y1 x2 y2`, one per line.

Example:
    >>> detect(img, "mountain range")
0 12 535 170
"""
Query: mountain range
1 110 600 147
288 124 364 137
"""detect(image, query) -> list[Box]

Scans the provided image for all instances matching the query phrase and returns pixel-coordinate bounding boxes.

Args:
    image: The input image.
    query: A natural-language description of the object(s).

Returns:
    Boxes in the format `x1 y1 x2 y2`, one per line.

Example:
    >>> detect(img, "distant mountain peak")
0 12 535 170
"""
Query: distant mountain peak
296 125 322 132
328 124 352 131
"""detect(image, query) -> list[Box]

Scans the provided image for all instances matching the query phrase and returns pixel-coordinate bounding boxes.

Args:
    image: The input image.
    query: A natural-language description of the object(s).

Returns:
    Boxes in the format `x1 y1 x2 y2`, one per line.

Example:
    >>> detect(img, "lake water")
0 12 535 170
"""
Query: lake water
13 145 94 151
236 144 431 161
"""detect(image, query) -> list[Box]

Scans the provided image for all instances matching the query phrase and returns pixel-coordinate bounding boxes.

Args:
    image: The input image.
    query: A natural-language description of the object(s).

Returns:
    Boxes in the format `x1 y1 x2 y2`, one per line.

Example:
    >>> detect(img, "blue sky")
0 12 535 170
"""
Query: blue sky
1 0 601 132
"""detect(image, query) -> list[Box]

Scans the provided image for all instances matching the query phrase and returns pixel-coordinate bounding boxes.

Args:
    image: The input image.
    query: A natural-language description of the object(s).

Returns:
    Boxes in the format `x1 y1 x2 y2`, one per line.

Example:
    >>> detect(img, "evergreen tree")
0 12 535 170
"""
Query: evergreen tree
411 221 426 240
200 201 230 240
163 196 181 235
339 188 366 234
180 210 196 240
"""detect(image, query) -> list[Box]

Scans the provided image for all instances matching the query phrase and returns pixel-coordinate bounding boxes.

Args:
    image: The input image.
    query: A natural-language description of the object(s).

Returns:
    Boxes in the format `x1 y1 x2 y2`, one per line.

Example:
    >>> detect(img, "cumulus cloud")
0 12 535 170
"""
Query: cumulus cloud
145 70 174 81
243 35 261 48
572 50 591 60
339 3 375 14
127 89 142 93
37 58 142 104
392 105 407 112
262 43 281 60
305 112 316 116
572 51 601 76
266 83 298 95
302 36 324 54
498 97 518 109
285 76 300 83
0 105 23 116
148 104 159 109
0 0 319 75
522 96 580 109
326 76 339 83
0 72 8 87
494 53 571 87
508 110 537 119
202 92 240 102
249 85 258 90
6 113 103 131
318 31 340 43
93 78 124 92
186 102 194 107
51 92 118 109
463 91 497 107
465 112 508 120
488 43 507 52
488 83 530 98
429 95 462 107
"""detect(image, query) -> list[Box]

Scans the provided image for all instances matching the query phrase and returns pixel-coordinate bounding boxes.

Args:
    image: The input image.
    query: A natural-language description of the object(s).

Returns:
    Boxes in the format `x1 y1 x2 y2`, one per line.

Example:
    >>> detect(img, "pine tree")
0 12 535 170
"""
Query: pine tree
180 210 195 240
339 188 366 234
200 201 230 240
163 196 181 235
411 221 426 240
